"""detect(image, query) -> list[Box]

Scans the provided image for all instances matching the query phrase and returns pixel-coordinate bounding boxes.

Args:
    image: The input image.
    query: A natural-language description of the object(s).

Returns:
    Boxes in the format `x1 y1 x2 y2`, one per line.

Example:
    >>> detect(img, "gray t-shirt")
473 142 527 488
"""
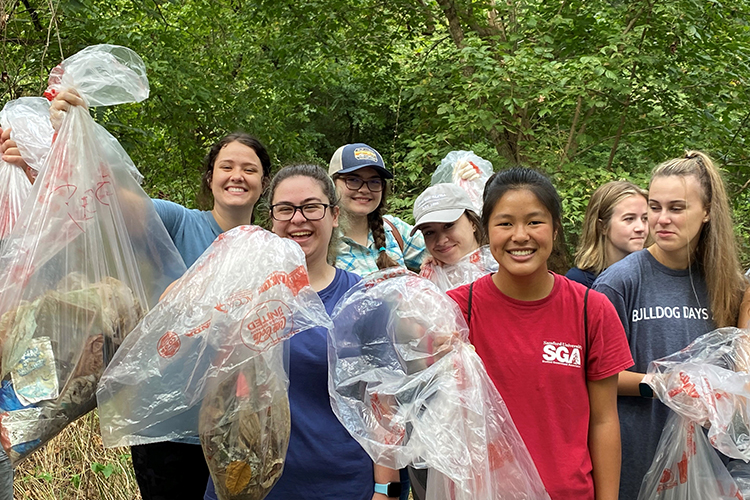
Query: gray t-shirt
593 249 715 500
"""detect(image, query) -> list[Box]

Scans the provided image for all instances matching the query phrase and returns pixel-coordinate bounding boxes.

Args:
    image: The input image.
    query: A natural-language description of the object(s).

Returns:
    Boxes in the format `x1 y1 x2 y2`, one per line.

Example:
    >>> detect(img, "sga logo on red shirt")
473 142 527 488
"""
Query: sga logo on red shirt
542 341 582 368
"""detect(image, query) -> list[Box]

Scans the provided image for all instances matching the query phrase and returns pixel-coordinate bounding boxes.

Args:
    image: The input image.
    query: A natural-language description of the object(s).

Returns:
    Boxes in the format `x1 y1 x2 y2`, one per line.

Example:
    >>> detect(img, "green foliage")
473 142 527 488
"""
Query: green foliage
1 0 748 263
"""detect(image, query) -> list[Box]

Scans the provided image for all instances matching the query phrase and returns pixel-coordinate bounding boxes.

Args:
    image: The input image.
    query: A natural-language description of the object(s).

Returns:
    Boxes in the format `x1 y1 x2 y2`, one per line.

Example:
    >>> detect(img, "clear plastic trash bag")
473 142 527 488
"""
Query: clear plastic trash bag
728 461 750 500
643 327 750 461
328 268 549 500
637 413 742 500
3 97 54 173
419 246 498 293
97 226 331 450
0 45 186 464
431 151 493 213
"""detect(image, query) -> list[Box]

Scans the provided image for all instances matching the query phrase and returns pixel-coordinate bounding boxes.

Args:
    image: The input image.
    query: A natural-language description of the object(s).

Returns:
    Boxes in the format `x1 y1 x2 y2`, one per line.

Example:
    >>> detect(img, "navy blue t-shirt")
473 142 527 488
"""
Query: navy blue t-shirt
565 266 598 288
205 268 374 500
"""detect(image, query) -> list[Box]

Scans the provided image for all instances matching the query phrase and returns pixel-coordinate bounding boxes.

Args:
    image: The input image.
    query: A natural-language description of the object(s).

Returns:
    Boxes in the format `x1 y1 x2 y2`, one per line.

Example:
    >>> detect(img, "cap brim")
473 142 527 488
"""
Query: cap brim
410 208 466 236
336 164 394 179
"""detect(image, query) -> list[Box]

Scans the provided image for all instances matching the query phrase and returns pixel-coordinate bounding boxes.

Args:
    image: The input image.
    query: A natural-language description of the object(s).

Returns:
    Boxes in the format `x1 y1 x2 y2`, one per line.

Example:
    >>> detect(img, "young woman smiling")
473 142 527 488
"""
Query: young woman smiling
204 164 402 500
411 183 497 293
592 151 749 499
329 143 426 276
567 181 649 288
447 167 632 500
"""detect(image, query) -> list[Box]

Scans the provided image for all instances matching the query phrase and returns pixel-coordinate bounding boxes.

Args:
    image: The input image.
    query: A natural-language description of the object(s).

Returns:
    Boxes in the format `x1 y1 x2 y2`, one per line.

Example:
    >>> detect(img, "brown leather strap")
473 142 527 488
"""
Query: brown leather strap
383 217 405 253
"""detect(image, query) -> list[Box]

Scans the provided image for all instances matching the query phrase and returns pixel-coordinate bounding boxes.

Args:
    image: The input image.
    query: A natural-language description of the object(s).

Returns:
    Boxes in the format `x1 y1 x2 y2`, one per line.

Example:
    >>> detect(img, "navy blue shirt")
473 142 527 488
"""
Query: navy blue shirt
205 268 374 500
565 266 598 288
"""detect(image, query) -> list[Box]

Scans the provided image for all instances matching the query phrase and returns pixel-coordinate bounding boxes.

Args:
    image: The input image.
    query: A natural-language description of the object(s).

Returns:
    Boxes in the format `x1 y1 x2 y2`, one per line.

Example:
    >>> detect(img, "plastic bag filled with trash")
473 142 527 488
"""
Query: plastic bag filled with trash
98 226 332 498
0 45 186 464
328 268 549 500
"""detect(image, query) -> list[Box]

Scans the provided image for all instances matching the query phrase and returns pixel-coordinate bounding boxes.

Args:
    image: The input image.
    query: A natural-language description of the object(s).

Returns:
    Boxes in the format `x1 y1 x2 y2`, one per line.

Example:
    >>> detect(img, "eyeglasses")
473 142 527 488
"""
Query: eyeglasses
270 203 332 221
340 176 384 192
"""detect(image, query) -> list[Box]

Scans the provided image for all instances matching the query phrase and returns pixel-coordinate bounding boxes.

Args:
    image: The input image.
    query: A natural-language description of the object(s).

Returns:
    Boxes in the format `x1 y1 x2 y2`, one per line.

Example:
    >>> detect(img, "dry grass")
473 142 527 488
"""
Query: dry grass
13 410 141 500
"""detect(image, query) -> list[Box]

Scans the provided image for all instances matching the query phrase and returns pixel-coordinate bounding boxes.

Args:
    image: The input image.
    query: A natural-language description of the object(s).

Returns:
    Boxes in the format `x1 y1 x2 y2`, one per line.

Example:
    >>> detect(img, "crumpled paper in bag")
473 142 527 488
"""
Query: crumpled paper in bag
644 327 750 461
328 268 549 500
97 225 332 449
0 44 186 464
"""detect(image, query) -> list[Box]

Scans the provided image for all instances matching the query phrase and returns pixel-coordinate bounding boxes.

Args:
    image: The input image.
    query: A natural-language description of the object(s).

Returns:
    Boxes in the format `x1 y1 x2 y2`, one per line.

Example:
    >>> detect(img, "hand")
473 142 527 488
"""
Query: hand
372 493 391 500
49 88 86 130
0 127 35 184
453 158 481 181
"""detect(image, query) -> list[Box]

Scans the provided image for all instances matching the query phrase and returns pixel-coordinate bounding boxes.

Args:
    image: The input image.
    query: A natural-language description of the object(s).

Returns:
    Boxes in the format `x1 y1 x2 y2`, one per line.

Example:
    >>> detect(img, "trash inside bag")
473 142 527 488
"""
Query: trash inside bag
97 225 331 452
328 268 549 499
637 413 741 500
419 246 498 292
200 346 290 500
728 461 750 500
431 151 493 213
644 327 750 461
0 44 185 464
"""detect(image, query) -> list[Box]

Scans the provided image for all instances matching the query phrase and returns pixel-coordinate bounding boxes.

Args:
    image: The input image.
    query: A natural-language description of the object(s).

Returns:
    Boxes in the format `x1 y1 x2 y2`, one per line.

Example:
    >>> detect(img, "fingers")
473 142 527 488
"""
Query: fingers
453 158 481 181
50 89 85 130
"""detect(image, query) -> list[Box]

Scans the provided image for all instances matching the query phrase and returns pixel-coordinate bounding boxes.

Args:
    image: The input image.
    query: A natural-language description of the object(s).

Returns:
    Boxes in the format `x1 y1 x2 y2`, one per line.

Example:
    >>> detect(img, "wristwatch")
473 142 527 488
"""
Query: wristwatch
639 381 654 399
374 482 402 498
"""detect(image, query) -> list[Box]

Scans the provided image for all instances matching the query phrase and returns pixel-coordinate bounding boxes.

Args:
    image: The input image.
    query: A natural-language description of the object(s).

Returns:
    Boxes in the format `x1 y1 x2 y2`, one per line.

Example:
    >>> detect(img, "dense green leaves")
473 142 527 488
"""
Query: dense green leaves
1 0 748 263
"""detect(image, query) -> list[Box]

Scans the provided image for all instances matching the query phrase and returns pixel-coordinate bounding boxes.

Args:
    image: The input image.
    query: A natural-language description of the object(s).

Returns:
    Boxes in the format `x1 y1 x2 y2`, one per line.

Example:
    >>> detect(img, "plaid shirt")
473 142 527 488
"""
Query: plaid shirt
335 215 427 277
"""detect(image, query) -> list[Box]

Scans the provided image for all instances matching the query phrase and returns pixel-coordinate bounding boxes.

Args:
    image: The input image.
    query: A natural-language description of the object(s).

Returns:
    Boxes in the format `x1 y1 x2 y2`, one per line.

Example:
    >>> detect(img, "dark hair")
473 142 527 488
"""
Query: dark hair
268 164 341 264
198 132 272 209
481 167 568 272
464 209 486 246
333 173 398 270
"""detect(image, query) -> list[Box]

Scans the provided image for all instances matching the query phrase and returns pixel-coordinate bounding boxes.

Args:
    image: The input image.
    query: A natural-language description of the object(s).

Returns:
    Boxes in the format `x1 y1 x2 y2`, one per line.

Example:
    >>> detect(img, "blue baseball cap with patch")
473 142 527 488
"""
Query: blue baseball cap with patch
328 143 393 179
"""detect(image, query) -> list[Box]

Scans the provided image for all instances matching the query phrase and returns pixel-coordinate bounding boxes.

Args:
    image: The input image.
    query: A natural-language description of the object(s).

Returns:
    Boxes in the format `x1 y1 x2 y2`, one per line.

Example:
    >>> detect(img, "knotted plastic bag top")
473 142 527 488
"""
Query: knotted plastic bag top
328 268 549 500
3 97 54 173
0 44 185 397
431 151 493 213
643 327 750 461
44 44 149 107
97 226 332 448
419 245 498 292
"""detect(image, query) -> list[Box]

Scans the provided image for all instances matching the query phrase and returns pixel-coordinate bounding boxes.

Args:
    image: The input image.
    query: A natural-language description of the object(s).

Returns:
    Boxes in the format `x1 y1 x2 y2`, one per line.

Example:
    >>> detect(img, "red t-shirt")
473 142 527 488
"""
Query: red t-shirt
447 273 633 500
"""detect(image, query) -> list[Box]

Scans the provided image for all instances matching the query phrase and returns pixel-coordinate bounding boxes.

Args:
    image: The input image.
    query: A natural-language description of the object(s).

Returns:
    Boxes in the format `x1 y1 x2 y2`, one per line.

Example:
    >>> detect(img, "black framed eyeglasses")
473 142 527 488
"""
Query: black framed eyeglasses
270 203 332 221
341 176 384 192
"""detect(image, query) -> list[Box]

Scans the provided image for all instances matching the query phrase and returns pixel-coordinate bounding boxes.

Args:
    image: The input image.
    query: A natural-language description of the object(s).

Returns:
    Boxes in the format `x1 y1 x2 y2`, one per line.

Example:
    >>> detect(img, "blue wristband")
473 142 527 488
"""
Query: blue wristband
374 482 402 497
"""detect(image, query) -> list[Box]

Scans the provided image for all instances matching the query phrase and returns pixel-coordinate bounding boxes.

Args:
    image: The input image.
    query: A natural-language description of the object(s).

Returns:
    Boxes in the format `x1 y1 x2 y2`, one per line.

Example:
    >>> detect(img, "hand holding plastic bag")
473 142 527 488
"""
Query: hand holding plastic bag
420 246 498 292
643 327 750 461
0 45 186 464
97 226 331 449
3 97 54 173
637 413 742 500
328 268 549 500
431 151 493 213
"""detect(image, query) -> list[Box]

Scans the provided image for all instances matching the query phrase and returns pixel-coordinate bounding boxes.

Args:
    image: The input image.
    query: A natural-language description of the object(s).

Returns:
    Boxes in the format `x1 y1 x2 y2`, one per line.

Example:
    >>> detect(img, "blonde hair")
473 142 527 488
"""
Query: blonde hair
574 181 648 275
651 150 744 327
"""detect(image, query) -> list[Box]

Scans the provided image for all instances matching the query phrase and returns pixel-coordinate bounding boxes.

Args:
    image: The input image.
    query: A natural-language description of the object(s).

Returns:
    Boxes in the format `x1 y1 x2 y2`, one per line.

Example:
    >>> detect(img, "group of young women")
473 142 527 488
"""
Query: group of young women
1 88 749 500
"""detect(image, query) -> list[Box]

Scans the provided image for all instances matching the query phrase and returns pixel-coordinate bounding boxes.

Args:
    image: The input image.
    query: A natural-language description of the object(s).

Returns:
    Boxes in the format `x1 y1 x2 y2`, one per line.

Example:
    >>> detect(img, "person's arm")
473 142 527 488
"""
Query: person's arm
588 374 620 500
618 369 645 396
372 464 401 500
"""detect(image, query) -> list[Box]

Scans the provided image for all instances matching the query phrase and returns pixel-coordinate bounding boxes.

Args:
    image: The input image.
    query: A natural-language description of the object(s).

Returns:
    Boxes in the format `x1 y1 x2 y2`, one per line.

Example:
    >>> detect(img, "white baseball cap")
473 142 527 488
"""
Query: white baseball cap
411 184 476 236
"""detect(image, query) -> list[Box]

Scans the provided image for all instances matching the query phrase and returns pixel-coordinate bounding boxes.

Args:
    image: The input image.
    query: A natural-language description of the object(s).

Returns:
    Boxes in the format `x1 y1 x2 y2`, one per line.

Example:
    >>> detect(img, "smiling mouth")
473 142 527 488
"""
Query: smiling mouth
509 249 534 256
289 231 312 239
226 186 247 193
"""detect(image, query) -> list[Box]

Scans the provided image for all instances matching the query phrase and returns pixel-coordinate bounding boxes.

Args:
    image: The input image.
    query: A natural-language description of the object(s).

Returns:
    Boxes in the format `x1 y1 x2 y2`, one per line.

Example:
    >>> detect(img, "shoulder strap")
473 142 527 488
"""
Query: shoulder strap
467 282 475 327
383 217 405 253
583 287 590 375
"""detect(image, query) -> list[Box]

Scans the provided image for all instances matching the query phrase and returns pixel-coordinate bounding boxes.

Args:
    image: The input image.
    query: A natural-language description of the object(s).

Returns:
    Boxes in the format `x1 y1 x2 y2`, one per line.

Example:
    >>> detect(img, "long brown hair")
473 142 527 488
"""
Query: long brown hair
574 181 648 274
651 151 744 327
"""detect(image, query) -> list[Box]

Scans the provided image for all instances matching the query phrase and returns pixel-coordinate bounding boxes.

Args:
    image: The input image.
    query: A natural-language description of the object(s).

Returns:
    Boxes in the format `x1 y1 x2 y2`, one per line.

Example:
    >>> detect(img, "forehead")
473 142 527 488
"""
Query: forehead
216 141 260 164
612 194 647 213
490 188 552 217
649 175 703 202
272 175 328 203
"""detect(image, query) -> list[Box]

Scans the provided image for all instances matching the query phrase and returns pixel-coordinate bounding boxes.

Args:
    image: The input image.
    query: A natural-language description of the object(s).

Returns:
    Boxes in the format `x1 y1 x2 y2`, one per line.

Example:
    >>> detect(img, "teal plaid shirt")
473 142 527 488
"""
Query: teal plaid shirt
335 215 426 277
